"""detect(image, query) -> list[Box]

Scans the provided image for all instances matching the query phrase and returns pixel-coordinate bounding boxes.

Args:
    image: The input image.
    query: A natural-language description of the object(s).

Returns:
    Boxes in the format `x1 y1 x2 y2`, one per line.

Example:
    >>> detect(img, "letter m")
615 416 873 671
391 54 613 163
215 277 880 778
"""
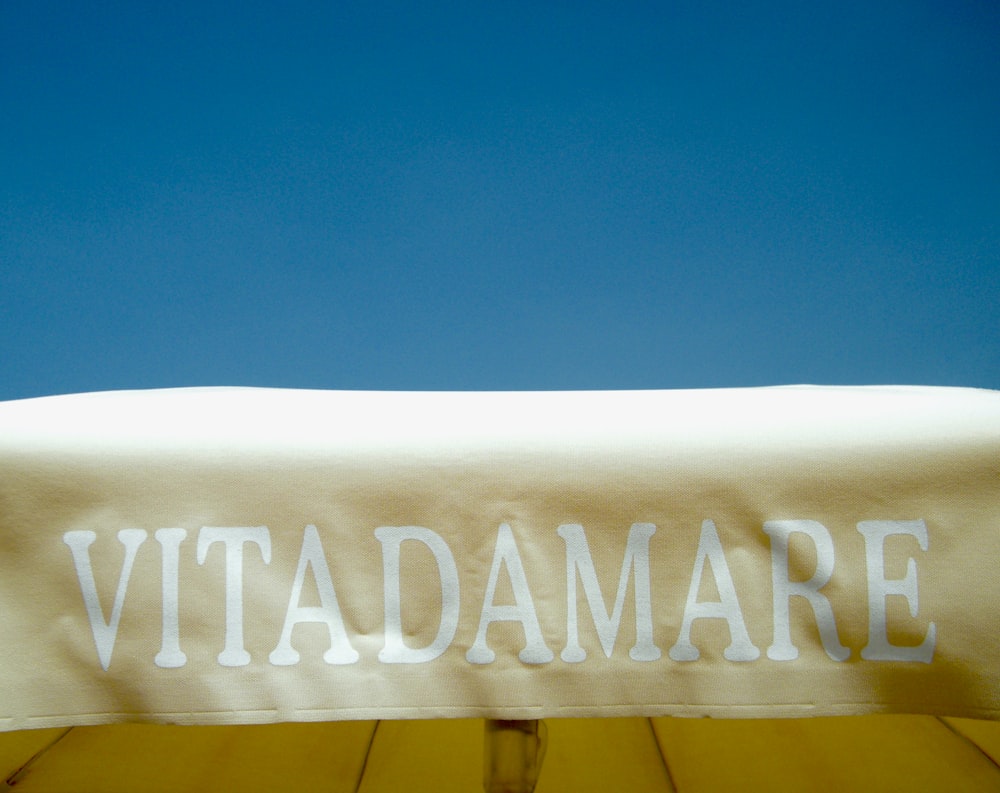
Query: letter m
557 523 660 662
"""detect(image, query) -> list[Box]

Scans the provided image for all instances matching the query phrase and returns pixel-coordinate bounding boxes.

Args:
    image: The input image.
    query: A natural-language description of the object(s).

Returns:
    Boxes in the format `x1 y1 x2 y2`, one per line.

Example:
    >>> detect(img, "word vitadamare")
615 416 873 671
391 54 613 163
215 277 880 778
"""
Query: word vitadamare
63 519 936 671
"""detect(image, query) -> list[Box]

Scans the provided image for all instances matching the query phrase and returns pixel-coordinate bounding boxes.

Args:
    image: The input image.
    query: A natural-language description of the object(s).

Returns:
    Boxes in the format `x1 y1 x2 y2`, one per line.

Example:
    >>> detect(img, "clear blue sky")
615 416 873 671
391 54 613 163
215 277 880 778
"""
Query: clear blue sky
2 2 997 399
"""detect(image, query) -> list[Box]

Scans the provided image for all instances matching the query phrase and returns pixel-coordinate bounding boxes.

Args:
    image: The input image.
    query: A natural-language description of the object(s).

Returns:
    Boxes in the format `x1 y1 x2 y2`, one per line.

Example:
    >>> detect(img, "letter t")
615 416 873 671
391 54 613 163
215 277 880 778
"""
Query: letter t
198 526 271 667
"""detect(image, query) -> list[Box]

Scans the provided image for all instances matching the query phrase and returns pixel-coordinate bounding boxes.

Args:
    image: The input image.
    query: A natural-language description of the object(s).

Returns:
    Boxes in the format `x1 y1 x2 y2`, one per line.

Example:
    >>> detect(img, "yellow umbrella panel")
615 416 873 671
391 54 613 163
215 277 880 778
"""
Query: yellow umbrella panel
1 718 998 791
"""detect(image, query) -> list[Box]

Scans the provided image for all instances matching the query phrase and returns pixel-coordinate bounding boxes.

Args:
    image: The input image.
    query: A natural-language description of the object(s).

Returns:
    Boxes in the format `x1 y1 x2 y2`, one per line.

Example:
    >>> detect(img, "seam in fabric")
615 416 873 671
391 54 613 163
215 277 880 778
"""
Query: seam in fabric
646 718 679 793
352 720 381 793
5 727 74 787
935 717 1000 774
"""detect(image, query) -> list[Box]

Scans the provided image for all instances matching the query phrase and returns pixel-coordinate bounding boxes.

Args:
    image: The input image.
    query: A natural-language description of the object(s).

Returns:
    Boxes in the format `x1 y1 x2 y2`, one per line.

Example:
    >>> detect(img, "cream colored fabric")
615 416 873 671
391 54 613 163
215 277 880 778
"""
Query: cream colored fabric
0 386 997 730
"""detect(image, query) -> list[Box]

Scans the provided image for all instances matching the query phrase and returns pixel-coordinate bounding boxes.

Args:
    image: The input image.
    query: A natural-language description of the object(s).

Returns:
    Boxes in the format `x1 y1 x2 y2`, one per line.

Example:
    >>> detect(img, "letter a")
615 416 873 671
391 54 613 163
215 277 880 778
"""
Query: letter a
270 525 359 666
467 524 553 664
669 520 759 662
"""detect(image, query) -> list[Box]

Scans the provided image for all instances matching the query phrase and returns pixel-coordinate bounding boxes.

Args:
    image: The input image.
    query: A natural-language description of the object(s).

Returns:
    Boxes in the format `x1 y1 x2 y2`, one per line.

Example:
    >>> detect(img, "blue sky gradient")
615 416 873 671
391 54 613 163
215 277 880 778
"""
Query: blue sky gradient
2 2 998 398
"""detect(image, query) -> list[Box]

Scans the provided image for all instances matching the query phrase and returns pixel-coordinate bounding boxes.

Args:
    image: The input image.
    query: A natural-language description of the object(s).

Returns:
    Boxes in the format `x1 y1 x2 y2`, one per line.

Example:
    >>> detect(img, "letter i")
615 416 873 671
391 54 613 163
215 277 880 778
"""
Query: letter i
155 529 187 668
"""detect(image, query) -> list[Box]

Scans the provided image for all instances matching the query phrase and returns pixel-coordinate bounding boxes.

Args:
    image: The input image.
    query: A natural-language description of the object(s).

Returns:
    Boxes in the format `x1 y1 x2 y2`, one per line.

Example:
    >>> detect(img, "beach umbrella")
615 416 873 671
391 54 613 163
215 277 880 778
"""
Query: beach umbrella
0 387 997 791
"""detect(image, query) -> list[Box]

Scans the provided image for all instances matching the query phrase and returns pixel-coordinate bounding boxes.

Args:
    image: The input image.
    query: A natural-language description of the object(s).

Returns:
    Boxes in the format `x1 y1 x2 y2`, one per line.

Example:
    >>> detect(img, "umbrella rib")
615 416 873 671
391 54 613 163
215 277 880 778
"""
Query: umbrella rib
935 717 1000 774
351 720 381 793
5 726 74 787
645 718 679 793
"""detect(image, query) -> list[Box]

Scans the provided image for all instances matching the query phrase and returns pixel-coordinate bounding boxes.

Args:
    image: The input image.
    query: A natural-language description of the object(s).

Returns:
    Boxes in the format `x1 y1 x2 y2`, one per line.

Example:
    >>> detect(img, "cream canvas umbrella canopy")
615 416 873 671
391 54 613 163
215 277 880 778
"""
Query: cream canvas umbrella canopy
0 386 998 791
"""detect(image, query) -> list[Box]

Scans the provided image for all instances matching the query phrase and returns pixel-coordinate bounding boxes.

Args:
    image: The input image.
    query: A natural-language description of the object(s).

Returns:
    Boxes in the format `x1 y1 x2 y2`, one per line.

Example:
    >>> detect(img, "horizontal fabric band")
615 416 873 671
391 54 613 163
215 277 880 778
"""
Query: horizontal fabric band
1 386 997 728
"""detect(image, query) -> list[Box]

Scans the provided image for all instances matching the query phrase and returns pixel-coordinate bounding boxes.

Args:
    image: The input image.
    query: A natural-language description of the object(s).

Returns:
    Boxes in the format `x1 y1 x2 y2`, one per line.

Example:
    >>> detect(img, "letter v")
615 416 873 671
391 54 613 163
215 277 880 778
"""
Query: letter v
64 529 148 670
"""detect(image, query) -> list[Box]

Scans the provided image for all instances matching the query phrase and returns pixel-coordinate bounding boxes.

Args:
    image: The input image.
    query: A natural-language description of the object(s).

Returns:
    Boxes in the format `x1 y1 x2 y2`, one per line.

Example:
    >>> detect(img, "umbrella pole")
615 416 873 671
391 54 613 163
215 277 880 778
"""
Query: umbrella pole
483 719 548 793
